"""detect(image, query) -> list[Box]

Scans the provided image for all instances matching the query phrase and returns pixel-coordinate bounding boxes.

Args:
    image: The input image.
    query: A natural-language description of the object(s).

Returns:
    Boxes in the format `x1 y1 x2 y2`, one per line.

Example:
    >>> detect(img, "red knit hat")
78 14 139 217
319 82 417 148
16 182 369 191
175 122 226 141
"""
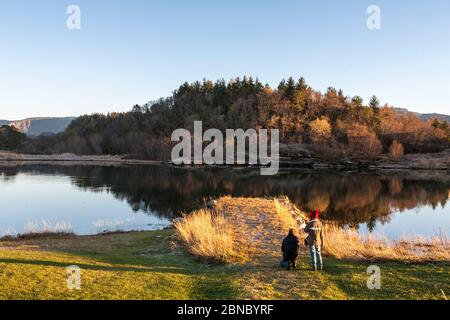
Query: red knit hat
310 210 319 220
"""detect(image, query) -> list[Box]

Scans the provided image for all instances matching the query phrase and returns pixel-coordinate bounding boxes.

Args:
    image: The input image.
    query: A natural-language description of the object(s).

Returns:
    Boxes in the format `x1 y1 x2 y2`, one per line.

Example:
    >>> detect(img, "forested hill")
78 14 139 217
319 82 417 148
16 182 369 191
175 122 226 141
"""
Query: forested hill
16 77 450 160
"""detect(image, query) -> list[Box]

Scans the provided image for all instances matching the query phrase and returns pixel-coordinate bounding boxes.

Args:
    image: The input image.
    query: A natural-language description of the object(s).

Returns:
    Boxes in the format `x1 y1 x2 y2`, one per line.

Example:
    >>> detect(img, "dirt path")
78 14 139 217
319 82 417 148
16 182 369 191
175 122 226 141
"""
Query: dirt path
213 197 334 299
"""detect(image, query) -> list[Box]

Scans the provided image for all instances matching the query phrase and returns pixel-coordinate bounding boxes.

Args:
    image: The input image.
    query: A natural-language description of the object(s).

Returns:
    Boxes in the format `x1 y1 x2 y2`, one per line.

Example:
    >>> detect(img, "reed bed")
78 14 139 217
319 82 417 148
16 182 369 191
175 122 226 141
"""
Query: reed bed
324 224 450 263
0 219 74 240
174 209 245 264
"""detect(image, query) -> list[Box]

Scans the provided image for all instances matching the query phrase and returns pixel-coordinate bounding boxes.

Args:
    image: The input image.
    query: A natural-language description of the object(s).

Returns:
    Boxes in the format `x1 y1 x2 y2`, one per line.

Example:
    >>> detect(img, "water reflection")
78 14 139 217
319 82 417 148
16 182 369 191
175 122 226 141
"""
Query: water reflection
1 163 449 237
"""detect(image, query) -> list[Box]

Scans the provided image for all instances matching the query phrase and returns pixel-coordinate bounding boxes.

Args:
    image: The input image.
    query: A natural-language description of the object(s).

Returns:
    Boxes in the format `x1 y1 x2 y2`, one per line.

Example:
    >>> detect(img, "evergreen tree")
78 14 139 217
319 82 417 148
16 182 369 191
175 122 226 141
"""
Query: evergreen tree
369 95 380 112
432 118 441 129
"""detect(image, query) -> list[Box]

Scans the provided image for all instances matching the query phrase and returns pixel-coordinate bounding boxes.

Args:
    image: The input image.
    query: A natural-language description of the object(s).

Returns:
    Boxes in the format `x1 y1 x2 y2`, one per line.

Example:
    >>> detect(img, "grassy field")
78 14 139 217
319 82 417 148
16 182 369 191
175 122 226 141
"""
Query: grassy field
0 229 448 300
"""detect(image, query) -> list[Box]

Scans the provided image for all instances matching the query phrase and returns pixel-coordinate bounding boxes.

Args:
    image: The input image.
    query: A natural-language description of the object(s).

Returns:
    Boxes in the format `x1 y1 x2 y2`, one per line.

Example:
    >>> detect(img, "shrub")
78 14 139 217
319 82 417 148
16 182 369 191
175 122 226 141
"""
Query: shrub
337 122 383 157
309 118 331 142
389 140 404 158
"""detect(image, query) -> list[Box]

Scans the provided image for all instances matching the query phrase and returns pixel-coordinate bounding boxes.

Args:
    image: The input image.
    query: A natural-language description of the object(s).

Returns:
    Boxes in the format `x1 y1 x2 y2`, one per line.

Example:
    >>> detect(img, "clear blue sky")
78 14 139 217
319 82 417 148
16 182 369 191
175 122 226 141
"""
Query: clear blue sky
0 0 449 119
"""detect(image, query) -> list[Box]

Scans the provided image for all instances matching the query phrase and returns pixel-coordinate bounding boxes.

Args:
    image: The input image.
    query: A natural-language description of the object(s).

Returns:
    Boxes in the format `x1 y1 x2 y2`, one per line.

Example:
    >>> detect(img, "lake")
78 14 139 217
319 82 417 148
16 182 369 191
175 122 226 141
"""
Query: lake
0 163 449 239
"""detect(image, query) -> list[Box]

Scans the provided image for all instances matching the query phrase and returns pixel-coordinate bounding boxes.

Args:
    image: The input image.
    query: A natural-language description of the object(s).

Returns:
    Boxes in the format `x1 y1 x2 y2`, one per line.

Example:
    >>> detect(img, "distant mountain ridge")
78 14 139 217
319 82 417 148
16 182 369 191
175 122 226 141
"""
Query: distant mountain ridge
393 108 450 123
0 117 76 137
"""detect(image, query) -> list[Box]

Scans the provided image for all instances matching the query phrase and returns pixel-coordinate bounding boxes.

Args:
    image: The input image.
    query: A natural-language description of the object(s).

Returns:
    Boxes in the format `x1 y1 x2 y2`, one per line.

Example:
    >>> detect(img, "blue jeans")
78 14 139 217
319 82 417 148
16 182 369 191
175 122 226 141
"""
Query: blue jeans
309 245 323 271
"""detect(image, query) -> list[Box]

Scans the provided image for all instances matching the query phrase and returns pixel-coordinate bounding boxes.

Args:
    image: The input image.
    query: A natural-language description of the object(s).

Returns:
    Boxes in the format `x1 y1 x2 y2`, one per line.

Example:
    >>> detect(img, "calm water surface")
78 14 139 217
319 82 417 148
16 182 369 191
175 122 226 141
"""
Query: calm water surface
0 164 449 239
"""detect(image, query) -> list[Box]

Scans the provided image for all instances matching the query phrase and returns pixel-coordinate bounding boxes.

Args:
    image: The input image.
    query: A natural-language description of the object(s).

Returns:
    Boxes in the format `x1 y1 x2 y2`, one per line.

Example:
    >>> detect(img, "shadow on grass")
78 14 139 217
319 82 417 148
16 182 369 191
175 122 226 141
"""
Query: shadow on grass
0 257 191 274
0 230 244 299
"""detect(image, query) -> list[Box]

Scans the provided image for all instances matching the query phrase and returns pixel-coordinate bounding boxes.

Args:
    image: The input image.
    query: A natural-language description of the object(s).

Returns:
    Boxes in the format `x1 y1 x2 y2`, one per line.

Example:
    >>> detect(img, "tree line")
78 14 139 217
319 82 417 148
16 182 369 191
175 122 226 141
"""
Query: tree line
10 77 450 159
0 126 27 151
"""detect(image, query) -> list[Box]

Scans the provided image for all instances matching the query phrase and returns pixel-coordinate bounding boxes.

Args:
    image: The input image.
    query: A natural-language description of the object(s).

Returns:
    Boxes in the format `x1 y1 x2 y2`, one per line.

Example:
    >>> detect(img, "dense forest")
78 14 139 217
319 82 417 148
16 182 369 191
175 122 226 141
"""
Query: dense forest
9 77 450 160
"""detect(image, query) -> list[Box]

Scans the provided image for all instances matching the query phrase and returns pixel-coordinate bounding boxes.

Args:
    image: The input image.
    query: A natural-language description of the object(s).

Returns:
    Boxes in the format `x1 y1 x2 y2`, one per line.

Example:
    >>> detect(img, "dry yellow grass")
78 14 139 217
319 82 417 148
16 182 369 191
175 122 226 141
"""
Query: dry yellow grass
273 197 304 229
173 209 245 263
324 224 450 263
175 196 449 265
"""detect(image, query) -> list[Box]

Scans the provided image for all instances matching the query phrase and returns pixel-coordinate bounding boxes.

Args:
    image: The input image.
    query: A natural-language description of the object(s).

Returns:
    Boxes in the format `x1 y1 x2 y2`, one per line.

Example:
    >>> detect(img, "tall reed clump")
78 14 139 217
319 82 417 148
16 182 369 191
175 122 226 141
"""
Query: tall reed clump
24 219 73 235
324 224 450 263
0 219 75 240
273 197 306 230
174 209 245 264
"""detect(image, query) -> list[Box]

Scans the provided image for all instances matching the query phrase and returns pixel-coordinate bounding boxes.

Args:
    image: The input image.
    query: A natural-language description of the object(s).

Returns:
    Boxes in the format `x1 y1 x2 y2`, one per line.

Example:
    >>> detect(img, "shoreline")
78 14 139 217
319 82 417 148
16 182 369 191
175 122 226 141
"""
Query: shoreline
2 197 447 262
0 202 447 299
0 151 164 165
1 150 449 170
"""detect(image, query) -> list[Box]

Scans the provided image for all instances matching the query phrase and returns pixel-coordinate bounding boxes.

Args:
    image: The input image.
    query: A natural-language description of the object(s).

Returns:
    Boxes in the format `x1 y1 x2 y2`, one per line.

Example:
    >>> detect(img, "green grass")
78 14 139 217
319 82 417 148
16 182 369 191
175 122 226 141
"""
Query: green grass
0 230 448 300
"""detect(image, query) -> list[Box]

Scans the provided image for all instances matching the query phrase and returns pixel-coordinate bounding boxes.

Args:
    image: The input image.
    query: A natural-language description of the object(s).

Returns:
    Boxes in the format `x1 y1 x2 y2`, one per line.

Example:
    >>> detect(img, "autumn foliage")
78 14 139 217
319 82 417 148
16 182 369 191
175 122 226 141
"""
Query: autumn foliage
15 77 449 159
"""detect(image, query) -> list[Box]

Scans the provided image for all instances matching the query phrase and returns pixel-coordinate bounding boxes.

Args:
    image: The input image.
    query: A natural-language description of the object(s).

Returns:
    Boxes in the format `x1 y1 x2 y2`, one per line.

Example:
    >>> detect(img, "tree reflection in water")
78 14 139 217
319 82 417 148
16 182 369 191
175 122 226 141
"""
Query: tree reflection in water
1 164 449 232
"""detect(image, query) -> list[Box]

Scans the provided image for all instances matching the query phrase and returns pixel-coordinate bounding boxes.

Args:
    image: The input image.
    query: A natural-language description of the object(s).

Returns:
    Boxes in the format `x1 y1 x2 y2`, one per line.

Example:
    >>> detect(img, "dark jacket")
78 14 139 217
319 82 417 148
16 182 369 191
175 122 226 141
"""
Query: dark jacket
304 219 324 247
281 234 300 261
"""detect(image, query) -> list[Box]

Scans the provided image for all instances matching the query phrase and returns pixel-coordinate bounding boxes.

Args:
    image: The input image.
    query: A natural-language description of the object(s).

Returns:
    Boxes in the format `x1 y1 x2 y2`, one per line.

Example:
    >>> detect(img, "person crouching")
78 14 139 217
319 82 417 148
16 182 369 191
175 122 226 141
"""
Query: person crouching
281 229 299 270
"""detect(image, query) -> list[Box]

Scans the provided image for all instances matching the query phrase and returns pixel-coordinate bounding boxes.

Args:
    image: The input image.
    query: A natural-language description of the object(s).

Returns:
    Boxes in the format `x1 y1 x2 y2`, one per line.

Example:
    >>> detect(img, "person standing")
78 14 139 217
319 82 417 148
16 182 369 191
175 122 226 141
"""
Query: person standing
304 210 324 271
